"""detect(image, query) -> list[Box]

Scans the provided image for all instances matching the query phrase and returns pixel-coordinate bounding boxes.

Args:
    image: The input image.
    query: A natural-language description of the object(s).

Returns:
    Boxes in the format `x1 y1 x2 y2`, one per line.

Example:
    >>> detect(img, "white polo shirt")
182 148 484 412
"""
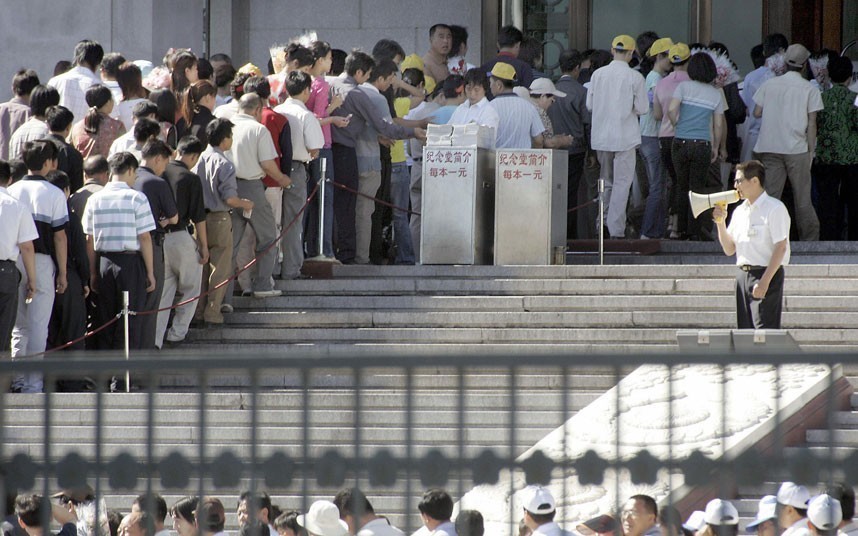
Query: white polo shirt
727 191 791 267
448 97 500 130
753 71 824 154
586 60 649 152
0 186 38 261
47 65 102 123
274 98 325 163
228 112 279 180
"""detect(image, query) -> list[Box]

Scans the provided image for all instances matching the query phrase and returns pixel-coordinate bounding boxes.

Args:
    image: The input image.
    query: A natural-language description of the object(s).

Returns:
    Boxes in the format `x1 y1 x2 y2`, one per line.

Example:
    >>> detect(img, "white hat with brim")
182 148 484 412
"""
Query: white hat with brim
808 494 843 531
297 501 349 536
529 77 566 98
745 495 777 531
777 482 811 509
682 511 706 533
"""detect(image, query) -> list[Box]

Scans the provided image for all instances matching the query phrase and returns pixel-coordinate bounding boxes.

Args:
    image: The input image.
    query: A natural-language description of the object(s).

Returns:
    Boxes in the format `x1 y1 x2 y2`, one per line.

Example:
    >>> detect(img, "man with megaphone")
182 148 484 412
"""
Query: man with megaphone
712 160 790 329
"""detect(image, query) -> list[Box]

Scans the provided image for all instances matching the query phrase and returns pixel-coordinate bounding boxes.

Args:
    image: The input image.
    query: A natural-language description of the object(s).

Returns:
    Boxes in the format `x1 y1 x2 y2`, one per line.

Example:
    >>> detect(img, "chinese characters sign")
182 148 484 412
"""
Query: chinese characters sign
424 149 475 179
496 151 549 182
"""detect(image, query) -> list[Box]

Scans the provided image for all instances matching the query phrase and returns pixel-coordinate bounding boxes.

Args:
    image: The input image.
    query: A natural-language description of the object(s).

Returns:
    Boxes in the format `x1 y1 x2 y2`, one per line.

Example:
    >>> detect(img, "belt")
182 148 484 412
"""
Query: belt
0 259 15 264
206 210 230 215
739 265 766 272
99 250 138 256
675 138 711 144
164 226 190 234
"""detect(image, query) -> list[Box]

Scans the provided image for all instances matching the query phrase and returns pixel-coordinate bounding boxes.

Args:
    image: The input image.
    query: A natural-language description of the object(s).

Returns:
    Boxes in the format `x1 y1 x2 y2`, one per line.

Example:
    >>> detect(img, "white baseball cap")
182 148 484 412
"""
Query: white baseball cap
808 494 843 531
528 78 567 98
703 499 739 526
521 485 556 515
746 495 778 531
778 482 811 509
297 501 349 536
683 511 706 533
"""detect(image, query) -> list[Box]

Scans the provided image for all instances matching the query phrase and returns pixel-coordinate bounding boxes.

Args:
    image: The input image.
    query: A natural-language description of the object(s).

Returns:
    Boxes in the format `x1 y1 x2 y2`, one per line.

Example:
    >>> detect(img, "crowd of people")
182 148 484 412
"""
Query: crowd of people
3 482 858 536
0 28 856 381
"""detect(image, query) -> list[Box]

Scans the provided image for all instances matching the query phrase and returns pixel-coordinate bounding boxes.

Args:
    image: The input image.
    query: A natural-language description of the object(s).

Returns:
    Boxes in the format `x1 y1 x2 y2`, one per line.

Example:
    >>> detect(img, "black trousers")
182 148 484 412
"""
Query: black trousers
93 252 148 350
672 138 715 239
815 163 858 240
566 152 586 239
0 260 20 355
48 269 87 351
332 143 359 263
735 266 784 329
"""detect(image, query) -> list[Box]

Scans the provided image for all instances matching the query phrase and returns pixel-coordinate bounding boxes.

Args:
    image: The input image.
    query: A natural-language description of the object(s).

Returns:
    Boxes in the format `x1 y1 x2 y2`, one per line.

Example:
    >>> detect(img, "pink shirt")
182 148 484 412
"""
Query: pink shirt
306 76 332 148
654 70 690 138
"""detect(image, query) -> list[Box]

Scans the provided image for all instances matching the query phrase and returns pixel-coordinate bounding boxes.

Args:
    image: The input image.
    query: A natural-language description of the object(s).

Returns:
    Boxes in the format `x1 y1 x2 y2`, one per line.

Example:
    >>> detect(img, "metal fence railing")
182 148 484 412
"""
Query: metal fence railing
0 351 853 536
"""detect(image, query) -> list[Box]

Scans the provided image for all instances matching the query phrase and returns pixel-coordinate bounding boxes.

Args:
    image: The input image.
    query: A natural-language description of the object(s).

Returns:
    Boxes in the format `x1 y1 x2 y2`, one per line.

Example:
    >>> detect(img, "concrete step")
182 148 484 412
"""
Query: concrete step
267 277 858 296
218 311 858 329
232 294 858 313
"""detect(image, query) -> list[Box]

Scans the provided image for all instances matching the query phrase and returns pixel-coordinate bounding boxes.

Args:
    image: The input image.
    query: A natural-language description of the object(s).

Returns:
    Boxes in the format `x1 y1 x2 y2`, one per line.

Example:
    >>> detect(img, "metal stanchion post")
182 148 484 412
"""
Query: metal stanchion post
598 178 605 266
122 291 130 393
318 158 327 258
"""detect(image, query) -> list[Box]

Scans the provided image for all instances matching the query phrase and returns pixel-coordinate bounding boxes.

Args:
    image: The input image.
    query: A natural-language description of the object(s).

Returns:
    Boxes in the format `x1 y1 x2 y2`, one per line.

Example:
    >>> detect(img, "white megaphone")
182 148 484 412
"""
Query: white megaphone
689 190 740 218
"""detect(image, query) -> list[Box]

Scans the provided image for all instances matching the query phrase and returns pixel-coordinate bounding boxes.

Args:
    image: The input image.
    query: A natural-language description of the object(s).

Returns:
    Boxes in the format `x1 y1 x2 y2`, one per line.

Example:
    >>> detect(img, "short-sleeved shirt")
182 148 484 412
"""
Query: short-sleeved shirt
228 113 279 180
741 65 775 138
8 117 49 160
47 66 102 123
448 97 500 131
70 114 127 158
0 97 30 160
0 186 38 261
727 191 791 267
355 84 391 173
7 175 69 257
654 71 690 138
640 70 664 137
754 71 825 154
195 146 239 212
69 180 104 217
672 81 727 140
134 166 178 236
163 160 207 231
816 85 858 165
306 76 333 148
490 93 545 149
274 98 325 163
82 181 156 252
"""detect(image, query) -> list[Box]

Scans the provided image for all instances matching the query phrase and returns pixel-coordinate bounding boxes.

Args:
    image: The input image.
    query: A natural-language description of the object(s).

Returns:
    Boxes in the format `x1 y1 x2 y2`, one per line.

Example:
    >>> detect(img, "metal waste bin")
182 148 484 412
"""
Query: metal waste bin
493 149 568 265
421 146 496 264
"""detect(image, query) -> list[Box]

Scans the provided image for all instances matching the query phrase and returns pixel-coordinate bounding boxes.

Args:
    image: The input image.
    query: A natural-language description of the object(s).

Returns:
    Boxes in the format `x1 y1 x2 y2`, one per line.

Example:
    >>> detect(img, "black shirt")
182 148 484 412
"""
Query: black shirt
163 160 207 232
48 133 85 192
176 107 215 146
133 166 178 237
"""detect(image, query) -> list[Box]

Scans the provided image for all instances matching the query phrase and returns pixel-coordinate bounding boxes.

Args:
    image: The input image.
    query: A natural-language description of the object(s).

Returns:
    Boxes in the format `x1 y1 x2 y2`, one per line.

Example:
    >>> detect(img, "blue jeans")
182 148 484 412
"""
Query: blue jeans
305 148 335 257
390 162 415 264
640 136 666 238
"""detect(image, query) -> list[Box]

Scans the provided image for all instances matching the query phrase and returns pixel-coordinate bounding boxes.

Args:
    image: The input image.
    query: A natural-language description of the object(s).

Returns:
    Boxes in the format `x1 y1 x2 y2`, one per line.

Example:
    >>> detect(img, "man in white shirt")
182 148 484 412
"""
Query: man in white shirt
411 489 456 536
776 483 812 536
449 68 499 131
100 52 126 117
715 160 790 329
47 40 104 123
333 488 405 536
621 495 661 536
741 33 788 162
275 71 324 278
520 486 573 536
0 160 37 360
109 101 160 158
586 34 649 239
753 43 822 241
488 63 545 149
226 93 292 299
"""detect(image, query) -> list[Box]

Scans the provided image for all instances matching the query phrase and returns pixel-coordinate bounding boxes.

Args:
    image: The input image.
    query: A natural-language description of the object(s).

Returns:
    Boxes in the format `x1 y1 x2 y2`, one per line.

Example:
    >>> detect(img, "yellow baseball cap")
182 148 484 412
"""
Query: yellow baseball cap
648 37 675 57
237 62 263 77
400 53 424 73
668 43 691 64
612 35 635 52
490 62 517 81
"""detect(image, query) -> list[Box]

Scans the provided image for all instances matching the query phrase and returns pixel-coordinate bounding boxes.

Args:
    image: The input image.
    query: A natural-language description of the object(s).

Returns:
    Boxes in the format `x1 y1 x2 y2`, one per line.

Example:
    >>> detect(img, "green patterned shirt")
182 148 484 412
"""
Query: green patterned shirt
816 85 858 165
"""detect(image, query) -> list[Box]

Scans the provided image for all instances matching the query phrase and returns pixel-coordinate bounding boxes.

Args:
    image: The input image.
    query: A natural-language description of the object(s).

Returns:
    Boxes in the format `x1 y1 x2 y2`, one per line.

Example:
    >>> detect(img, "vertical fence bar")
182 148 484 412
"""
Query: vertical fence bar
41 374 52 530
561 365 569 523
95 373 105 536
613 364 621 533
301 368 310 516
598 178 605 265
250 367 259 496
457 366 465 503
720 362 728 498
405 366 414 536
146 369 155 513
197 368 207 503
508 367 517 536
123 291 130 392
318 159 327 258
353 366 362 489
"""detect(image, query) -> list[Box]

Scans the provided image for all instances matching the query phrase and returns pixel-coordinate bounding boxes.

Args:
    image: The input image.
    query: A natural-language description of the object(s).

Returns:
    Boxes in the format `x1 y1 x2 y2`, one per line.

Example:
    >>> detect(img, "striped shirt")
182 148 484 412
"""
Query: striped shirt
81 181 156 252
8 117 49 160
47 65 102 123
7 175 69 257
672 81 727 140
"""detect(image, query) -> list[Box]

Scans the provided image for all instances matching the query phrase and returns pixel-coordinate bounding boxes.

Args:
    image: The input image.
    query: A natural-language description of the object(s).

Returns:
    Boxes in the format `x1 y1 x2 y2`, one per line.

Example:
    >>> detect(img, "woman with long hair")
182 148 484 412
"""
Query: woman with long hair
176 80 216 145
668 52 727 240
149 88 179 148
171 50 199 95
115 61 149 131
70 85 126 158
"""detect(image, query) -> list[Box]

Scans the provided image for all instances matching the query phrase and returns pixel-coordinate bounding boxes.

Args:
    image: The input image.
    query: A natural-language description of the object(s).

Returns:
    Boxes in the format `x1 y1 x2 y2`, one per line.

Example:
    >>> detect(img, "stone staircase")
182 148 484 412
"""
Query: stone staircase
189 262 858 353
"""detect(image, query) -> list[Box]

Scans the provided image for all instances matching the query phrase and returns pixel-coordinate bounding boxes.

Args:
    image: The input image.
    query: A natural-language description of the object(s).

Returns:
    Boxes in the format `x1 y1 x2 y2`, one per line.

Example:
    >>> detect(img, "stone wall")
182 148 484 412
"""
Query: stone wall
0 0 481 102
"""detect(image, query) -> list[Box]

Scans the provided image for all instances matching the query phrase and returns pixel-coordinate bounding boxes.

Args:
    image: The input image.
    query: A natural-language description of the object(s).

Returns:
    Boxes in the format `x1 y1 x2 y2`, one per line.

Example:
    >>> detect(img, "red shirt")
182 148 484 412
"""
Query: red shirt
260 107 289 188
